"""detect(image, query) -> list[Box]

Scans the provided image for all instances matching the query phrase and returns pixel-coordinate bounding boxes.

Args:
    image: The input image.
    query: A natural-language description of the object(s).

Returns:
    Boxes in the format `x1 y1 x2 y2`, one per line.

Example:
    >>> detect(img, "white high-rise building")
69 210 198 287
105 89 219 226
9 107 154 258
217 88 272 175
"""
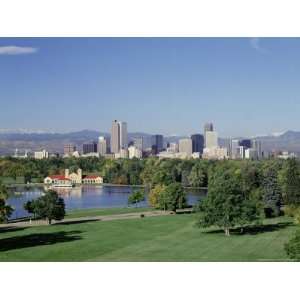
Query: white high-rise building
179 138 193 157
205 131 218 149
98 136 107 156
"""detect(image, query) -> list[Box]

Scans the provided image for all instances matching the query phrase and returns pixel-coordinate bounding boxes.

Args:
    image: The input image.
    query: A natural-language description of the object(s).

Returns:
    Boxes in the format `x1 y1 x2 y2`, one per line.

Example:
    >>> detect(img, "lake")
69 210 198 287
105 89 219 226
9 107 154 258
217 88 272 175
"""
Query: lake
7 185 207 220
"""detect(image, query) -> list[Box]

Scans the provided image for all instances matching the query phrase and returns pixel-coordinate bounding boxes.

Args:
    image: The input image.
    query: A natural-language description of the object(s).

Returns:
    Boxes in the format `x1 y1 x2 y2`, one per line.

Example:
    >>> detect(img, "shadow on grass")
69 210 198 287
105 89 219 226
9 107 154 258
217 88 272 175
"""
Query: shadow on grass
0 231 82 252
204 221 294 236
55 219 100 226
0 227 27 234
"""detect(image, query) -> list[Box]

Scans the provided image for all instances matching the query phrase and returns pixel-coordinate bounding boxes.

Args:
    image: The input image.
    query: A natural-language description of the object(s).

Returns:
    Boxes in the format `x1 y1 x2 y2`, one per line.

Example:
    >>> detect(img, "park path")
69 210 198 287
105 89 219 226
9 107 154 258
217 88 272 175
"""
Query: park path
0 210 174 229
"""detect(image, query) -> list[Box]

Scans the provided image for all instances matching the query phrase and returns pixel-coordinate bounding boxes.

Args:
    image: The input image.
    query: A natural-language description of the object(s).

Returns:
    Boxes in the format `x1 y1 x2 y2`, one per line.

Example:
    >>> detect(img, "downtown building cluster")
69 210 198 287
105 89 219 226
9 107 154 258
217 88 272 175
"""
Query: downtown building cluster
12 120 298 161
61 121 266 161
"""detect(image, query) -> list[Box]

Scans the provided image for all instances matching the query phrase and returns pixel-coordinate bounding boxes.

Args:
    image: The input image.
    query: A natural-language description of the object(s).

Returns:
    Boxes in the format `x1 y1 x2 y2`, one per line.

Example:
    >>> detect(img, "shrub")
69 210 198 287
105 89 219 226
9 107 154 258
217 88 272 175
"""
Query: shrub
285 230 300 260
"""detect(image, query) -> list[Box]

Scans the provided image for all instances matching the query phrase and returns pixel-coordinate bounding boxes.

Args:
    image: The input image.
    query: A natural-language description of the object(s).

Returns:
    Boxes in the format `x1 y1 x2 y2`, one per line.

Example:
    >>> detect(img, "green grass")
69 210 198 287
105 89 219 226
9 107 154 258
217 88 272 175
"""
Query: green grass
0 214 297 262
65 207 154 219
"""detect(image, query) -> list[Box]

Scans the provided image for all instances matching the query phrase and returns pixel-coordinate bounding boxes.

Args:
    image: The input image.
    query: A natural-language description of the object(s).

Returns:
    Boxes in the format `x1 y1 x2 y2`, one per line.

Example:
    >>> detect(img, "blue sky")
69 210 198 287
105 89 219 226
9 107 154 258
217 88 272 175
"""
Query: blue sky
1 37 300 137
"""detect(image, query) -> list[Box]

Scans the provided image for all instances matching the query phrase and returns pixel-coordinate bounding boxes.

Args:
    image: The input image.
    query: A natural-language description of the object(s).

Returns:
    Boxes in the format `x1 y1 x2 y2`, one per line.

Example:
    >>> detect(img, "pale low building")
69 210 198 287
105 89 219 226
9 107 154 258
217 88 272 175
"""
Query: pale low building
277 151 298 159
34 150 49 160
81 152 100 158
128 146 143 159
65 169 82 184
158 151 189 160
191 152 201 159
44 169 104 186
44 175 72 187
167 143 179 153
115 148 129 159
82 175 103 185
202 147 228 160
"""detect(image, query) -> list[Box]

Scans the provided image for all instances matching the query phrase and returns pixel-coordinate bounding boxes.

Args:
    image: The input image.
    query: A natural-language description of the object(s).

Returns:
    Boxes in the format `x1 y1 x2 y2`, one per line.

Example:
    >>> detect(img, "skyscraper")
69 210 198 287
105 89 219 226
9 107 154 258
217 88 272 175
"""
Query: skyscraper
179 138 193 156
111 120 120 154
191 134 204 153
119 121 128 150
230 139 240 159
204 122 214 133
98 136 108 156
204 122 214 147
110 120 128 154
133 137 144 151
251 139 262 159
83 142 98 154
205 131 218 149
151 135 164 154
240 139 252 149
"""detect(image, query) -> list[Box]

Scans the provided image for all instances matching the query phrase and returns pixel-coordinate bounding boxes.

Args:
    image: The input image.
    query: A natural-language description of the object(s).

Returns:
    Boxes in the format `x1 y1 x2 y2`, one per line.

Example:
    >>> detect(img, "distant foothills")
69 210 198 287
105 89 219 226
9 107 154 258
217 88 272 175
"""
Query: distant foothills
1 129 300 156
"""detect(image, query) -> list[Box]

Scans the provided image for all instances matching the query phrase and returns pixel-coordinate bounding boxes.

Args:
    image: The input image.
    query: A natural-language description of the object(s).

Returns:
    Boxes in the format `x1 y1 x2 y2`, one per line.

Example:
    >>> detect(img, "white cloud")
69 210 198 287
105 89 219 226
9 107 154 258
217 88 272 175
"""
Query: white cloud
0 45 38 55
249 38 268 54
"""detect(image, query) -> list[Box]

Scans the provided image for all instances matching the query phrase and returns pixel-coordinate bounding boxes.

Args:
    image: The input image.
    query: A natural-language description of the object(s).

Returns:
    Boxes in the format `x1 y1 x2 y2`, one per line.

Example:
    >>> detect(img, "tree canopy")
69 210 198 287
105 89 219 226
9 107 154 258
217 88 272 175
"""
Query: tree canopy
24 190 65 224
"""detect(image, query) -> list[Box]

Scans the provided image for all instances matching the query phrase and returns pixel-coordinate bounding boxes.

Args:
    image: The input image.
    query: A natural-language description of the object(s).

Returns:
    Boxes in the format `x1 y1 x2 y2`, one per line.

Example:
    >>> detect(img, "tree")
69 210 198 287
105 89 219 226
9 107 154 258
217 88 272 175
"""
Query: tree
188 161 207 187
0 182 13 223
148 184 166 209
279 158 300 207
24 190 65 224
128 190 145 208
262 167 282 217
160 183 187 212
285 230 300 261
197 164 261 236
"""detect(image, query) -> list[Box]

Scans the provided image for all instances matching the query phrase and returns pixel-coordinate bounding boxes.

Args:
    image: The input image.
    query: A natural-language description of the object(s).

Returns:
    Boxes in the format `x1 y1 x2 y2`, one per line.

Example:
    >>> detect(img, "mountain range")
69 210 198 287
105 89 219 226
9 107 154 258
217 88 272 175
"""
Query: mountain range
1 129 300 155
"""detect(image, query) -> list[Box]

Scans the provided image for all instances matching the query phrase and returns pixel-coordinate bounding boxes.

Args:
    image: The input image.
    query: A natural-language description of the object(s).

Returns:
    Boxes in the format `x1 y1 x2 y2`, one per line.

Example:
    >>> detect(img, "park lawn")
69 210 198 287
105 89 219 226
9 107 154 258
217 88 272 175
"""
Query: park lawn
65 207 154 219
0 214 297 262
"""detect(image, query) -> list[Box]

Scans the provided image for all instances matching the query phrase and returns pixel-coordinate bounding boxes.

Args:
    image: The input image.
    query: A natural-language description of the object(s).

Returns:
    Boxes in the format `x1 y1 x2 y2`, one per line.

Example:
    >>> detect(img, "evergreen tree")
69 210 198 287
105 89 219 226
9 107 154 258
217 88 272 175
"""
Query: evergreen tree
262 167 282 217
280 158 300 207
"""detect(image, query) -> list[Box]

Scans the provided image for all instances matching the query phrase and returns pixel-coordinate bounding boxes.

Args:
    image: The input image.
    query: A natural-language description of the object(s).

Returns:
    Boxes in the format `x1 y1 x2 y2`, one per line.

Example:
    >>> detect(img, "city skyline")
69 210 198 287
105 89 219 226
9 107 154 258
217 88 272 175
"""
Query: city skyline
2 38 300 136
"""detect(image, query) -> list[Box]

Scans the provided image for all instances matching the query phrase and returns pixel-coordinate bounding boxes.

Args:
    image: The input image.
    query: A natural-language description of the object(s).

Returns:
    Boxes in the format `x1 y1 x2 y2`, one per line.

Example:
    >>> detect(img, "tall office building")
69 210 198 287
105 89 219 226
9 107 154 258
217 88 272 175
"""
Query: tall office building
179 138 193 156
151 134 164 154
204 122 214 147
230 139 240 159
110 120 128 154
191 134 204 153
205 131 218 149
204 122 214 133
64 144 76 155
251 139 262 158
133 137 143 151
98 136 108 156
240 139 252 149
83 142 97 154
119 121 128 149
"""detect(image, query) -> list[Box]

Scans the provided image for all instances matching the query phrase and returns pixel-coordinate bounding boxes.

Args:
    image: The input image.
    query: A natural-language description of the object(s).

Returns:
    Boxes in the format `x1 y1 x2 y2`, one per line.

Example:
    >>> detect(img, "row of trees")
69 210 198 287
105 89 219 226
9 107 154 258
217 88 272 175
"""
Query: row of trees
197 159 300 236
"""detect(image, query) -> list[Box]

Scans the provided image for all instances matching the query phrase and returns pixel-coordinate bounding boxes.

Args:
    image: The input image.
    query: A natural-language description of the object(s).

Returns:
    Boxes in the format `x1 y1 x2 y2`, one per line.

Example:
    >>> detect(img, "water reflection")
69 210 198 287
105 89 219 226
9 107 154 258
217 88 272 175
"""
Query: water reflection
7 185 206 220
